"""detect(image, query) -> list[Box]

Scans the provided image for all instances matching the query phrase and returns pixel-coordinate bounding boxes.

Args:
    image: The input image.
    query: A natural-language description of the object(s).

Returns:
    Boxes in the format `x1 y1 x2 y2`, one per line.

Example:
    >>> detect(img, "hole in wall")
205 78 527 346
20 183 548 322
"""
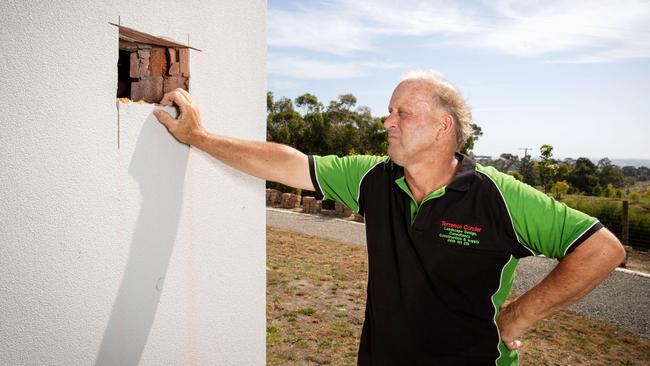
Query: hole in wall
117 49 133 99
112 23 200 104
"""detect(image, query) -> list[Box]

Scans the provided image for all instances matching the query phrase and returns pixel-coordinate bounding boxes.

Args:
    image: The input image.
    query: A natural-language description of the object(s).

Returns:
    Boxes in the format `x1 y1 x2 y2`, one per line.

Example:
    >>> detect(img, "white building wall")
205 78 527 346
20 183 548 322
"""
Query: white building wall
0 1 267 365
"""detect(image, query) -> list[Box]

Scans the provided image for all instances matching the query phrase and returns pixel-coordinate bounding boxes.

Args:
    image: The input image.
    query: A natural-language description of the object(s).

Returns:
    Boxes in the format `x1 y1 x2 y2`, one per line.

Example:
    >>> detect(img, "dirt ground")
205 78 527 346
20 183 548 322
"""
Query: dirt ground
623 246 650 274
267 226 650 366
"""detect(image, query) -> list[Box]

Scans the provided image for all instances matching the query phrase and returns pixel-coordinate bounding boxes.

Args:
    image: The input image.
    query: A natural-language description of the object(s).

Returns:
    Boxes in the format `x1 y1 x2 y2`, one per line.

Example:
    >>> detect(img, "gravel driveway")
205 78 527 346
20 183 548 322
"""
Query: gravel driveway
267 207 650 339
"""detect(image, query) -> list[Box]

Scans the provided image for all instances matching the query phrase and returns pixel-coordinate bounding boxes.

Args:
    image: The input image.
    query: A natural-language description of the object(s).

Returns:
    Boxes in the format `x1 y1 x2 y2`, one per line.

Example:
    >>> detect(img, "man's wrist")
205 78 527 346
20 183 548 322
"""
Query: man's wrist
188 129 209 147
508 298 537 329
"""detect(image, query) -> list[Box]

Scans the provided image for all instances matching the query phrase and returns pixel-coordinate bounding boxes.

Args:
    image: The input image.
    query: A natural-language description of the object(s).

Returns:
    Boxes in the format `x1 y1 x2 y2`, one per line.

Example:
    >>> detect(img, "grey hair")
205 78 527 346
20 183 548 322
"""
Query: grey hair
402 70 474 150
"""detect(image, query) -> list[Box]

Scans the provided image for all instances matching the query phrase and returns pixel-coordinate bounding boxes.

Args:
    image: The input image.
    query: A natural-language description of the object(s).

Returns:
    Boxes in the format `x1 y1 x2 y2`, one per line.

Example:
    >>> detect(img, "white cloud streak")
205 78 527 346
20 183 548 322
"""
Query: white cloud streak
269 0 650 63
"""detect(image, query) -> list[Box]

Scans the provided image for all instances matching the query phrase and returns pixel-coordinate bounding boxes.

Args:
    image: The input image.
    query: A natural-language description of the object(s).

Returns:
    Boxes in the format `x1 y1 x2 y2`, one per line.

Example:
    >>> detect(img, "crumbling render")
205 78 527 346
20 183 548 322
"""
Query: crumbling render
113 23 200 103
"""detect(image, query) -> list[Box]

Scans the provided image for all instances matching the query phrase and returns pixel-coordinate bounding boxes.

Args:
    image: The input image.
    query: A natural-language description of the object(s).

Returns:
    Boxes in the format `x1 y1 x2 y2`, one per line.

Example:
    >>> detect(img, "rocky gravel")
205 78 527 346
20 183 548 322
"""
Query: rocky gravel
267 207 650 339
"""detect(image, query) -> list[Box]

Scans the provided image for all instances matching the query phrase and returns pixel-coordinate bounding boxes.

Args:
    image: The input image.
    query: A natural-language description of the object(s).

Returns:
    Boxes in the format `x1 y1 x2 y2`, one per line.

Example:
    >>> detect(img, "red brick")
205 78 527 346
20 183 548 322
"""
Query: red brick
137 49 150 77
179 48 189 77
169 62 180 76
149 48 167 76
163 76 188 93
129 52 139 78
168 48 177 63
119 40 139 52
131 77 163 103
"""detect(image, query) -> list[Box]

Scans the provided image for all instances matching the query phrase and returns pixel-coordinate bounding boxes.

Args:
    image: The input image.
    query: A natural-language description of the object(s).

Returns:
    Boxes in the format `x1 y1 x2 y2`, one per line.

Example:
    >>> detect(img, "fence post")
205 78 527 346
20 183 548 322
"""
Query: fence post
621 200 629 245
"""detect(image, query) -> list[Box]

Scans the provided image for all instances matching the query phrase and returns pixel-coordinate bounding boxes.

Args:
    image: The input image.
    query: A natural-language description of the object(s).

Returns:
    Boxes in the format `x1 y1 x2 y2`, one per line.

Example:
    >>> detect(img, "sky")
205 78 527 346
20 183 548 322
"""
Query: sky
267 0 650 160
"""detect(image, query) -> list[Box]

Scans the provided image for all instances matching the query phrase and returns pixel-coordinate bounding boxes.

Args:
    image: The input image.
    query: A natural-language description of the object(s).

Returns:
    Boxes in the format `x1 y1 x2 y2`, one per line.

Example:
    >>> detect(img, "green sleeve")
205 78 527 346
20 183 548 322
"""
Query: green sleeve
476 164 602 258
309 155 388 212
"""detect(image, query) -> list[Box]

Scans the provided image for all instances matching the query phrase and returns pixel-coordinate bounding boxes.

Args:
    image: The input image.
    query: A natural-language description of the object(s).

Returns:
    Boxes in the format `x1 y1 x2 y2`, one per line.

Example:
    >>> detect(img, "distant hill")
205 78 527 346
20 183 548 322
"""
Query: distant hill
603 159 650 168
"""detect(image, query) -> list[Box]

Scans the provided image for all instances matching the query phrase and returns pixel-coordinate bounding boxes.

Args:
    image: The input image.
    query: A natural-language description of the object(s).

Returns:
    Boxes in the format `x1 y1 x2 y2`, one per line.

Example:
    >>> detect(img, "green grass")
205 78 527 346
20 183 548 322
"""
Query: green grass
297 307 316 316
560 194 650 249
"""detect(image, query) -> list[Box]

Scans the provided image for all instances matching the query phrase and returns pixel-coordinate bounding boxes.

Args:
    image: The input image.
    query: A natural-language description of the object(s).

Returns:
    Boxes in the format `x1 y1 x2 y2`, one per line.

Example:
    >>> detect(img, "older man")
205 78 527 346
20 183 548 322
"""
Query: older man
154 71 624 366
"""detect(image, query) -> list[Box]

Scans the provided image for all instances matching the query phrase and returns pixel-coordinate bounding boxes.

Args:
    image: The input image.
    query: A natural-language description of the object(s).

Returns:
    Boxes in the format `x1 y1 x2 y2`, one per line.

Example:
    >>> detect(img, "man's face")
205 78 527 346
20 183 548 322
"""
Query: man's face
384 80 446 166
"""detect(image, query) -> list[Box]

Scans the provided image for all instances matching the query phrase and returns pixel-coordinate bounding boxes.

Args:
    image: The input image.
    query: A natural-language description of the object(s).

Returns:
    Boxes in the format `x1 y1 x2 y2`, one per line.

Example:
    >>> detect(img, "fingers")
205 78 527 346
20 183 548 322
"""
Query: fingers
175 88 193 103
153 110 175 129
504 340 522 350
159 89 191 113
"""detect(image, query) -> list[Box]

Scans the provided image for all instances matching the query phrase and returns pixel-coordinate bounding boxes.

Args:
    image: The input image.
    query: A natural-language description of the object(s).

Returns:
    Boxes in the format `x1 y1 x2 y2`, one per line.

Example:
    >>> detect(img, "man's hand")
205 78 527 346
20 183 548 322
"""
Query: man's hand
496 227 624 351
151 88 314 191
153 88 206 145
496 302 529 349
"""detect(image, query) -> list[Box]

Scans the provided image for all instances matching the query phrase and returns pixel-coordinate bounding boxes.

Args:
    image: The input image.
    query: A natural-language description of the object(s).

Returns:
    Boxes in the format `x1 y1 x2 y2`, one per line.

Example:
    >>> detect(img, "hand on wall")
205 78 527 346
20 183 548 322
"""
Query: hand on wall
154 89 206 145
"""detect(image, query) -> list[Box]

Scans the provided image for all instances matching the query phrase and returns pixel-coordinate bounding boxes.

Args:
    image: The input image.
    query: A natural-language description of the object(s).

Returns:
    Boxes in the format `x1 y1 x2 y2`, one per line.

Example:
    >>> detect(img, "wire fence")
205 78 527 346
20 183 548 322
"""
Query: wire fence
562 197 650 250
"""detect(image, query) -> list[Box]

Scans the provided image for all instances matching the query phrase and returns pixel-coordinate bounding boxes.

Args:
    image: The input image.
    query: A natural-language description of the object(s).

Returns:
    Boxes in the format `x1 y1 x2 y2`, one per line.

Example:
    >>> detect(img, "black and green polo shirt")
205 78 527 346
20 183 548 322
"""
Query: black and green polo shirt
308 153 602 366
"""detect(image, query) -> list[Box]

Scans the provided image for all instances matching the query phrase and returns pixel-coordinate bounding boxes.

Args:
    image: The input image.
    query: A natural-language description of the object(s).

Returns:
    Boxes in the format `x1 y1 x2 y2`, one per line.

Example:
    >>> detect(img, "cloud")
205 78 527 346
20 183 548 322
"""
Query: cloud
268 53 401 80
268 0 480 55
472 0 650 62
269 0 650 63
268 6 372 55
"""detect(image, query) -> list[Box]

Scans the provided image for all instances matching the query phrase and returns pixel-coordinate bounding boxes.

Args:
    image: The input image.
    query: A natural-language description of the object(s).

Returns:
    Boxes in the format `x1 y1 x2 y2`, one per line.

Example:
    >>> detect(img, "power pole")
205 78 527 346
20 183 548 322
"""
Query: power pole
519 147 532 157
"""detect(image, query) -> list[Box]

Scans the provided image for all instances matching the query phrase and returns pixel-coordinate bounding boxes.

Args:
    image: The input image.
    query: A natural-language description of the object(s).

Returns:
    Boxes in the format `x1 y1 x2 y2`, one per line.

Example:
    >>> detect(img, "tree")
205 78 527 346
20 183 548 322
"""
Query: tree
499 153 519 172
533 144 557 191
638 167 650 181
597 158 624 188
592 184 603 196
604 183 618 198
325 94 362 156
519 154 536 185
508 171 524 182
621 166 637 178
555 159 573 185
295 93 329 155
460 123 482 155
266 93 305 147
551 180 570 199
568 157 599 194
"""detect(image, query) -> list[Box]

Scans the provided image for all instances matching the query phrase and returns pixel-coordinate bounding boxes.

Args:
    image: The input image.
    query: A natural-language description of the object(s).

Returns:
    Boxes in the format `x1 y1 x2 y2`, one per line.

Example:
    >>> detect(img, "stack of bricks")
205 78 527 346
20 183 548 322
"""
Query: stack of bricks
301 196 322 214
122 41 189 103
280 193 301 209
334 201 353 217
266 189 282 206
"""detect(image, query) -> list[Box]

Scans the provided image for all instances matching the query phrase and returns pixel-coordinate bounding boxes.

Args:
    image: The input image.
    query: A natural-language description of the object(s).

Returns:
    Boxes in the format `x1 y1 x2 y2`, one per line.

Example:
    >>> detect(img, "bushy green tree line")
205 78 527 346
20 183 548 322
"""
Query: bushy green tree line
267 92 387 157
478 145 650 198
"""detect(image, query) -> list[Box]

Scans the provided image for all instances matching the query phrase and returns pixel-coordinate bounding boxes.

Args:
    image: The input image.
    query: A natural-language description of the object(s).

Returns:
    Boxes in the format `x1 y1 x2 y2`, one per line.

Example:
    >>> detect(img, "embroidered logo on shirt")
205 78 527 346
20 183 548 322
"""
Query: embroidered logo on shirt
438 220 482 246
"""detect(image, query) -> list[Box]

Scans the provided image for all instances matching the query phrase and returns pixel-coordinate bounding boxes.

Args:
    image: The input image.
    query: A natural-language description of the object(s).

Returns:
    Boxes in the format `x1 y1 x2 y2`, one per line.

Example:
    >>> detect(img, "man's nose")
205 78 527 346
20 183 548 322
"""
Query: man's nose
384 113 397 129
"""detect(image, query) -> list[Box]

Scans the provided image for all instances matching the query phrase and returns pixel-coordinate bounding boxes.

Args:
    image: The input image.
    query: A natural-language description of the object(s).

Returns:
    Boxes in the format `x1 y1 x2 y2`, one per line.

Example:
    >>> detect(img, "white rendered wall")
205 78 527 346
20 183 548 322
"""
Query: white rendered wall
0 1 266 365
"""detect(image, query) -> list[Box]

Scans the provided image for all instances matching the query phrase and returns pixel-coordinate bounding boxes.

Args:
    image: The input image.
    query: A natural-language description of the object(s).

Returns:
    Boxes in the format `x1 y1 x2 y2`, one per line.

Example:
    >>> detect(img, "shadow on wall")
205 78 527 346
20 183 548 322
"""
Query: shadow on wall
96 112 189 366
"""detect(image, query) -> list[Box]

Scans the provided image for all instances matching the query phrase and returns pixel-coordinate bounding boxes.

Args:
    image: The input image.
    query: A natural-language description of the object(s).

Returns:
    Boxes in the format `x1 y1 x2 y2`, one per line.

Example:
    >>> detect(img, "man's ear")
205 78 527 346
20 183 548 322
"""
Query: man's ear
436 114 454 140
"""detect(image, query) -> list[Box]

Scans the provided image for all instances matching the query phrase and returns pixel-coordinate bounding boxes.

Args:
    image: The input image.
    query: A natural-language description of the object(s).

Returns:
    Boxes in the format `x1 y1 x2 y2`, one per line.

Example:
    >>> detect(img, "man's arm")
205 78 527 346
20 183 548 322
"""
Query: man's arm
153 89 315 191
497 227 625 349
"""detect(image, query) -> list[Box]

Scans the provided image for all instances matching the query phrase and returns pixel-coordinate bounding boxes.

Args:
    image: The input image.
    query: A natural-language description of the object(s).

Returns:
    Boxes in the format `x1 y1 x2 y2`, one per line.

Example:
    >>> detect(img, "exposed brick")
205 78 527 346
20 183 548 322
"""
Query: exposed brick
149 48 167 76
131 77 163 103
163 76 188 94
129 52 139 78
179 48 190 76
168 48 177 63
169 62 180 76
119 40 139 52
137 49 150 77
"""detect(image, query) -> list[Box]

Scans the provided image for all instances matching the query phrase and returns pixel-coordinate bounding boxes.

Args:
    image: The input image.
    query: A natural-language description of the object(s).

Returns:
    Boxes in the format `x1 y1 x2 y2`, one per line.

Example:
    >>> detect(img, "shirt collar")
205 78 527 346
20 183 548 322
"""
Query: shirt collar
446 152 476 192
392 152 476 192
